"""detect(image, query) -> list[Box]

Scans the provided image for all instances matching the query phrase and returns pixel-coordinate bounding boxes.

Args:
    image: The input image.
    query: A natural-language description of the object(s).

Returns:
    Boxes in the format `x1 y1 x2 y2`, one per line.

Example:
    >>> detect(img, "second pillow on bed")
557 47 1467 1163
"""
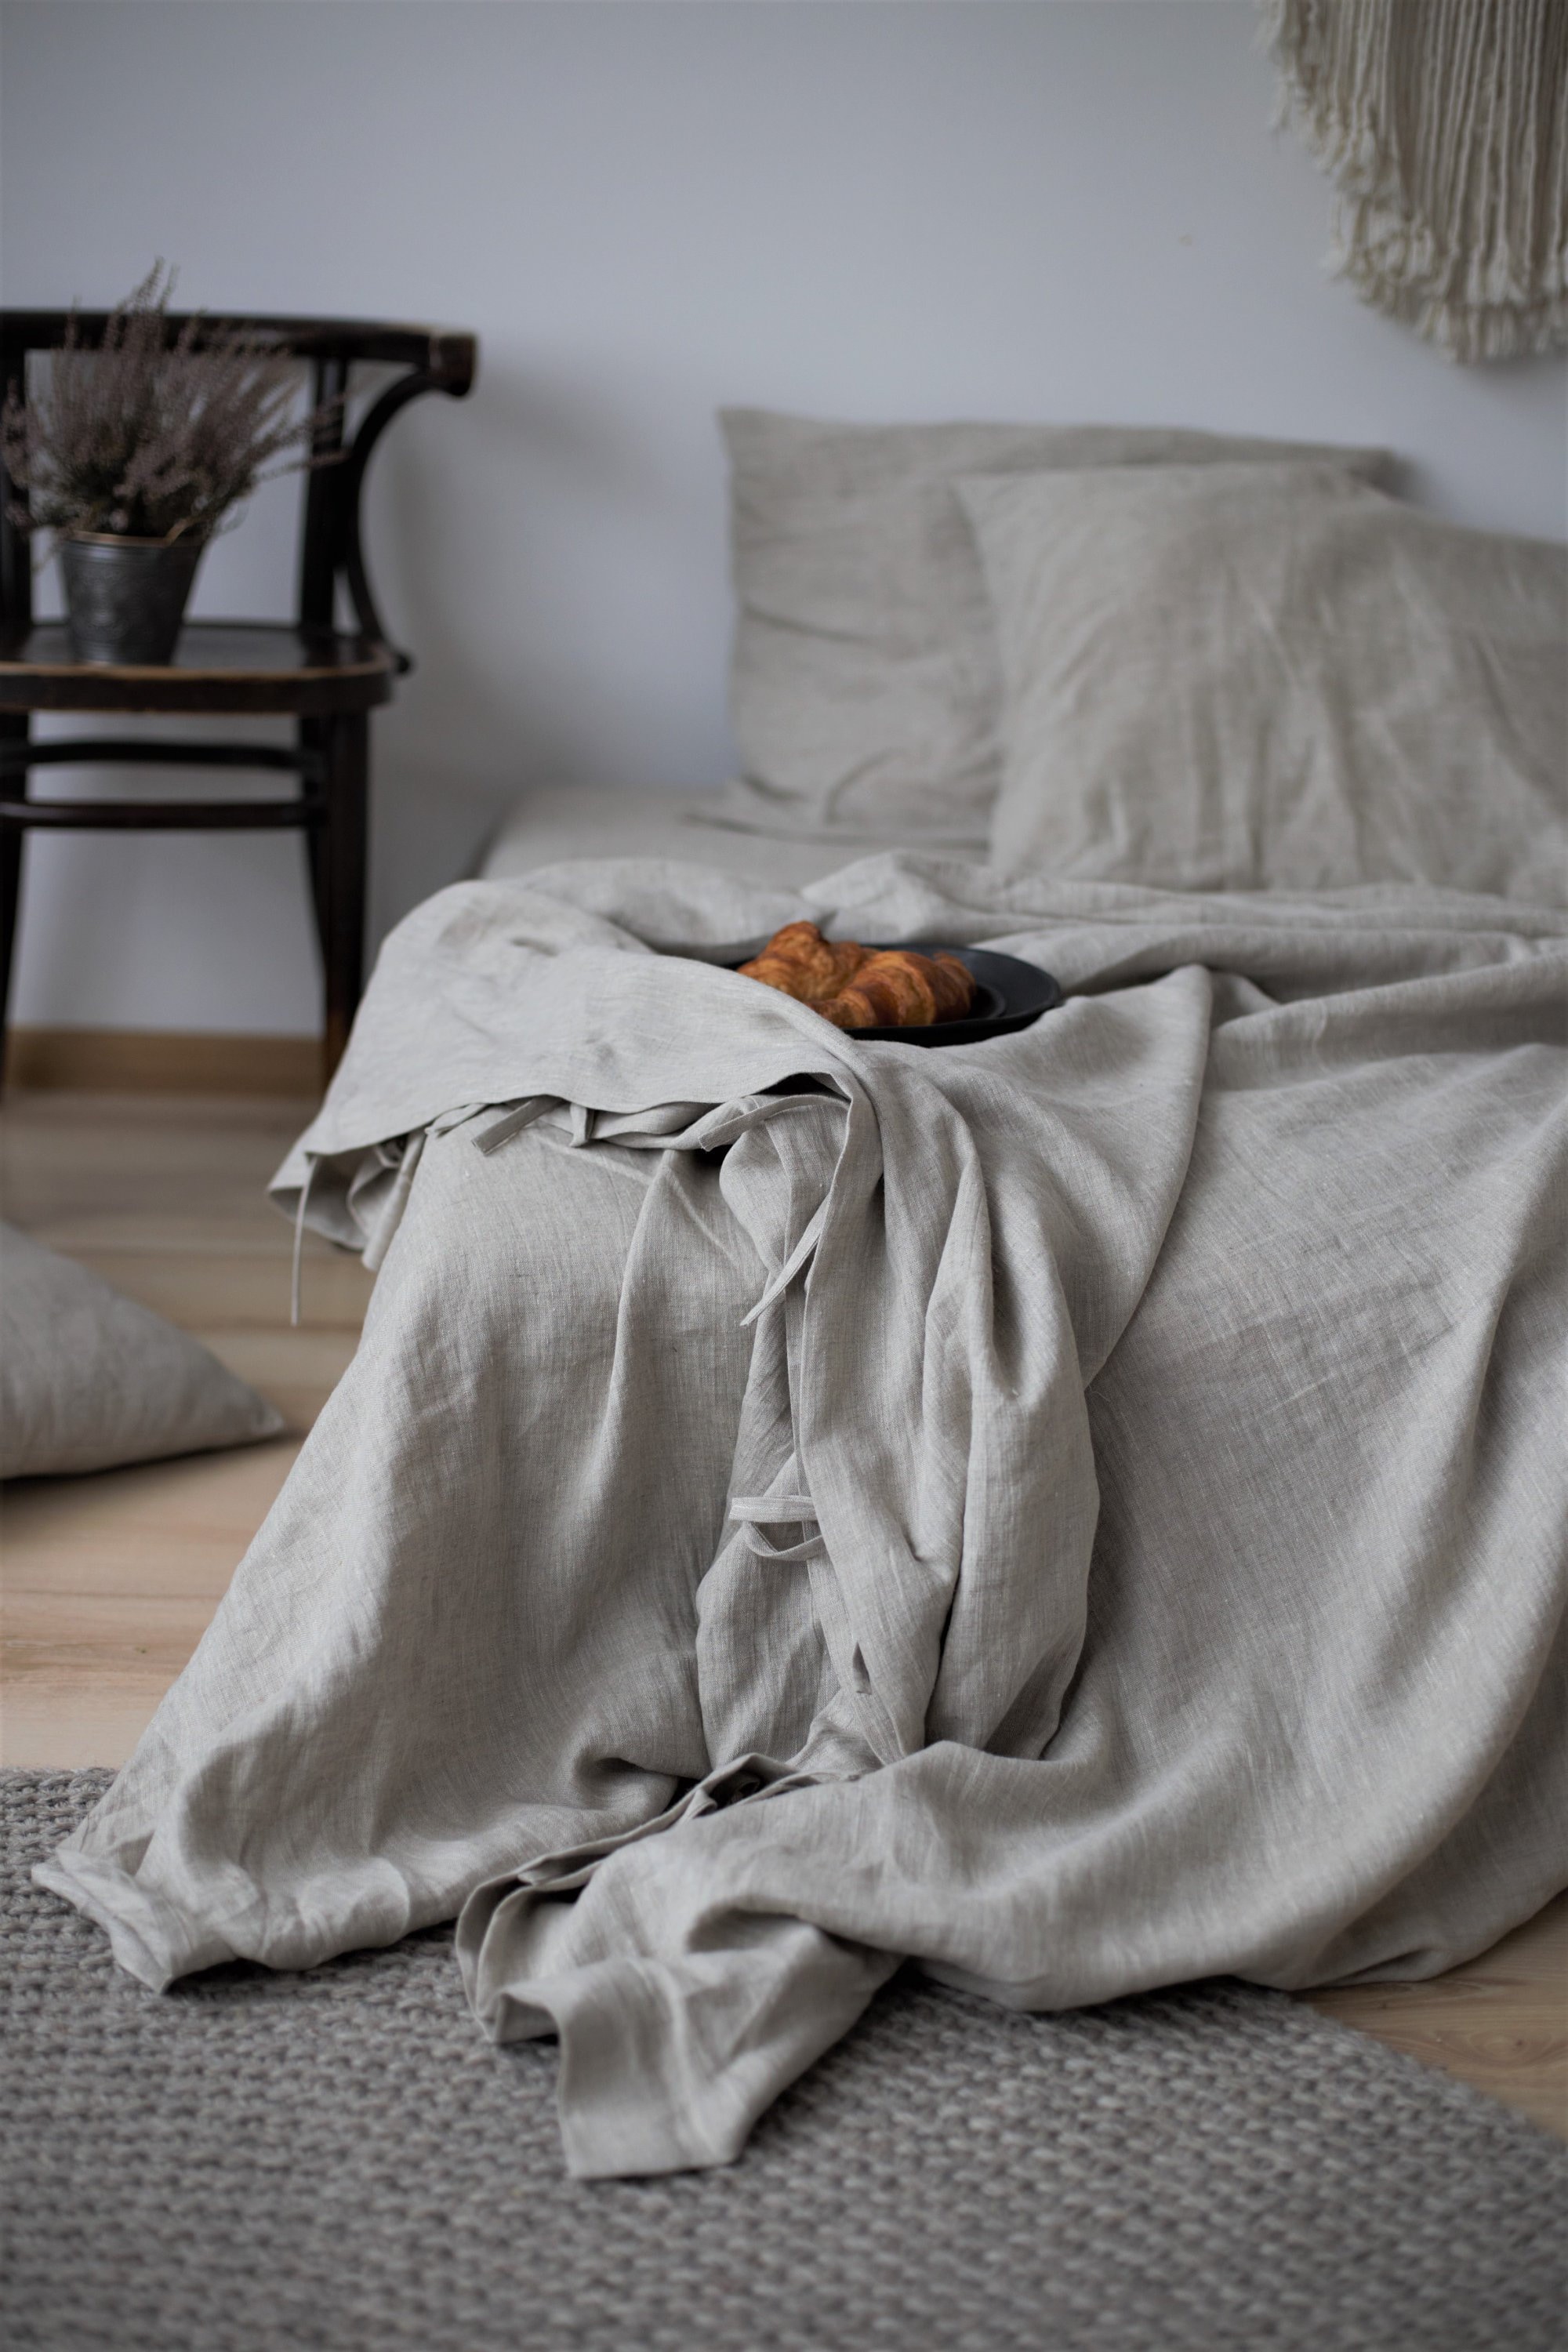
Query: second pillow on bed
961 463 1568 902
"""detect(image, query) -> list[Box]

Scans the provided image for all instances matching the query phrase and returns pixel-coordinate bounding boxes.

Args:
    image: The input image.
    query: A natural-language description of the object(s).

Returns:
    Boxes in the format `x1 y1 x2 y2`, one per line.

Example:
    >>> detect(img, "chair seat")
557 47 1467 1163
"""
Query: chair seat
0 622 397 717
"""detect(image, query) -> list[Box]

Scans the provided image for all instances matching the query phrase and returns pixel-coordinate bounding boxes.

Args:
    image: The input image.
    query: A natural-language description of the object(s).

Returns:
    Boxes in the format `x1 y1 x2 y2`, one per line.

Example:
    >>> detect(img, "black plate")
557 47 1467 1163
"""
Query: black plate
723 942 1062 1047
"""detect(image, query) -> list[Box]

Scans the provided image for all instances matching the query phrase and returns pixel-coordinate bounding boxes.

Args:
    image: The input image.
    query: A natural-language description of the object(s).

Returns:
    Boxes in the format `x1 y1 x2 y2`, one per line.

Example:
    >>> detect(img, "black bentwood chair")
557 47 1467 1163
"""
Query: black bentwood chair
0 311 477 1080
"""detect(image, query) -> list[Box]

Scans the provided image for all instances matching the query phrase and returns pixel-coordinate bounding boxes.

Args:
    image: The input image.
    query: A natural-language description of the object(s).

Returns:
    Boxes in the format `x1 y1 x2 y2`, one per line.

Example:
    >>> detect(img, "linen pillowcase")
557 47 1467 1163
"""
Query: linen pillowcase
963 463 1568 902
1 1222 285 1479
711 408 1395 846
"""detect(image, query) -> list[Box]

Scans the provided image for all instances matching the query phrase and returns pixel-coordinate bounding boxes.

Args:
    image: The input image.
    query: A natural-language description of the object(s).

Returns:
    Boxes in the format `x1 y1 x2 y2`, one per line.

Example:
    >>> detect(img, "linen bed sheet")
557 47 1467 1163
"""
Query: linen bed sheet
37 854 1568 2180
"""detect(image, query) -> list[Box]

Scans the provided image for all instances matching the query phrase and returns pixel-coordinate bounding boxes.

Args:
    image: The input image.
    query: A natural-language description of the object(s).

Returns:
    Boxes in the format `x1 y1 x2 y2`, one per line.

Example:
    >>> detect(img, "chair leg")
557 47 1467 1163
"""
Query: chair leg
0 715 29 1090
299 715 329 954
319 712 369 1083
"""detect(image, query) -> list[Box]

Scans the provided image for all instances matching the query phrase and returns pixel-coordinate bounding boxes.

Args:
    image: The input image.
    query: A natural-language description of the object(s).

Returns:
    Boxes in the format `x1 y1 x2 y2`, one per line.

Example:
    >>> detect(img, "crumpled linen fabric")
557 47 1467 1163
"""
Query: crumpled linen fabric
36 855 1568 2179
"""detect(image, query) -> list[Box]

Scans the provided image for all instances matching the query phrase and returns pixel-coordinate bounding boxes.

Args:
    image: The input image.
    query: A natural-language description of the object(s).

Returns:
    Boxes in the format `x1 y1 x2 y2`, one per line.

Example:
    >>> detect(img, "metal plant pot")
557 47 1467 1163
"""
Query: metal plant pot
58 532 205 666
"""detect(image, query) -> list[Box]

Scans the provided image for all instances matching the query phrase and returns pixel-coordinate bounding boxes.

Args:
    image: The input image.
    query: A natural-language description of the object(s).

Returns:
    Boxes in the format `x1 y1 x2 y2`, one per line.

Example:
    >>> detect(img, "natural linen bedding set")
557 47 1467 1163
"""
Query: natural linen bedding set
38 417 1568 2180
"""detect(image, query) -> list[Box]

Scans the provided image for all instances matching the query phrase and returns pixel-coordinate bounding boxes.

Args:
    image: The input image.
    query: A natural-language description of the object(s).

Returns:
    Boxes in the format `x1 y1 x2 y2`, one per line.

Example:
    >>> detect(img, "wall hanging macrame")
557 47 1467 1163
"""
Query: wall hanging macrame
1264 0 1568 361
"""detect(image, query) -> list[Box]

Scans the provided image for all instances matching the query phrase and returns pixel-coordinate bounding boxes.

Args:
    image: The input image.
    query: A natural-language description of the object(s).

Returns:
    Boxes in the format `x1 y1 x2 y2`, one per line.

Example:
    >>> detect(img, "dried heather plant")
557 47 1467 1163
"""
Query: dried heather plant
1 263 340 544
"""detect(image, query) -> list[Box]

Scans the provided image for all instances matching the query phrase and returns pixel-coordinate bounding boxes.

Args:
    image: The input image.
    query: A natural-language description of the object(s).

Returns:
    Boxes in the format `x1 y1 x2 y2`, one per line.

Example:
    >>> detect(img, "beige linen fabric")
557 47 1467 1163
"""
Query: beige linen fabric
711 412 1394 847
36 856 1567 2180
967 463 1568 901
1 1222 282 1480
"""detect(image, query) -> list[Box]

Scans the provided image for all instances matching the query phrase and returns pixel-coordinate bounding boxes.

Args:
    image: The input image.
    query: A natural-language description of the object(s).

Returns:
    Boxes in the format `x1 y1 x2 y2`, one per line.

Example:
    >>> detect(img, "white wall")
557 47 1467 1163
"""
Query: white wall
4 0 1564 1036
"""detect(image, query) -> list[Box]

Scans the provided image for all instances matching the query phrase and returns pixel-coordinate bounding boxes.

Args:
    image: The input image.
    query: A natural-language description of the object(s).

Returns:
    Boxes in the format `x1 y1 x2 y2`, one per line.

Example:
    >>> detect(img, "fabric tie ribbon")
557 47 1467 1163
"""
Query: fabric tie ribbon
727 1493 826 1564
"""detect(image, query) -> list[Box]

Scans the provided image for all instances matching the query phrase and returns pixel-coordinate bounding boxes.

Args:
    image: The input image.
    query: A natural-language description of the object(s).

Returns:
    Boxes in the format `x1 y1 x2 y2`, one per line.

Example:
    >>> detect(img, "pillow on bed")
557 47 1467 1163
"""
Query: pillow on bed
962 463 1568 902
713 408 1395 847
0 1222 285 1479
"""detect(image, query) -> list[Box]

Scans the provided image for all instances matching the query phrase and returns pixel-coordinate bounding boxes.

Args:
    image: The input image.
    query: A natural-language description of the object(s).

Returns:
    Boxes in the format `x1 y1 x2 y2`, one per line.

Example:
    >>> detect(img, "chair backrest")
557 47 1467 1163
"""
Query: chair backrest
0 312 477 660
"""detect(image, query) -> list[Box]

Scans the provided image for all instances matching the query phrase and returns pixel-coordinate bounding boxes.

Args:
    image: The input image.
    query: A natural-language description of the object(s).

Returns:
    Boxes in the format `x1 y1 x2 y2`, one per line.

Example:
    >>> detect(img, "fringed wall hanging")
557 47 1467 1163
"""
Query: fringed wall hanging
1264 0 1568 361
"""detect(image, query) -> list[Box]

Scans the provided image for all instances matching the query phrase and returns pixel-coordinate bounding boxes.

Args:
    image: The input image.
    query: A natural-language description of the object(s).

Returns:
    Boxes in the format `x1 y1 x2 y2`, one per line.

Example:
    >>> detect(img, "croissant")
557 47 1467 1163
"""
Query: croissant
738 920 869 1004
738 923 975 1031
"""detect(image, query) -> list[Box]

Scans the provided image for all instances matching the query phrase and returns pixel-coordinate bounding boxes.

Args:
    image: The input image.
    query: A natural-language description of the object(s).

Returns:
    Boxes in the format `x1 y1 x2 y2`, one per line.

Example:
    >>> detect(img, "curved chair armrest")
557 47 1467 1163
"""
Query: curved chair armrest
336 335 477 672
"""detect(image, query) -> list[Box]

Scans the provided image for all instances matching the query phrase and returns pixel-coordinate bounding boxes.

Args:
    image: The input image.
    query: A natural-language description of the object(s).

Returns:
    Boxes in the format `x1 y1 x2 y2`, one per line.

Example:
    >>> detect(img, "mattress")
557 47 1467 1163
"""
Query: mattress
477 786 913 893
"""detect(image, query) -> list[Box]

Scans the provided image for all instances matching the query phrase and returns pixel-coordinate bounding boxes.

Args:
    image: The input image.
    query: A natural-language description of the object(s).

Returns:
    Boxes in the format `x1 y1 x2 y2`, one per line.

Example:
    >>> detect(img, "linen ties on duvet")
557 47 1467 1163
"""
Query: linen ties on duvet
38 855 1567 2179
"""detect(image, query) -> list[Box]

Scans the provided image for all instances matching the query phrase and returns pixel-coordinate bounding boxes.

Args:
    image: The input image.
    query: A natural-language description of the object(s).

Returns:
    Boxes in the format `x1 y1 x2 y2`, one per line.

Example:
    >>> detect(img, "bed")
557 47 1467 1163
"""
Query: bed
37 412 1568 2180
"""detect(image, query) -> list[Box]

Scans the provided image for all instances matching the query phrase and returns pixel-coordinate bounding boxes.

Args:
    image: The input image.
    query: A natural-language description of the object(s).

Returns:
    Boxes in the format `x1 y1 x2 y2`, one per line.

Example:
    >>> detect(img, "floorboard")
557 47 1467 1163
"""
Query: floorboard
2 1083 1563 2138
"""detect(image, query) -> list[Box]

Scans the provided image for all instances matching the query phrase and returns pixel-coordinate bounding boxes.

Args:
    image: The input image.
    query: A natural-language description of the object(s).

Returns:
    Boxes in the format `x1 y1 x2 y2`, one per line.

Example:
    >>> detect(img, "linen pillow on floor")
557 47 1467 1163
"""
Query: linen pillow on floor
963 463 1568 902
710 409 1394 848
0 1222 284 1479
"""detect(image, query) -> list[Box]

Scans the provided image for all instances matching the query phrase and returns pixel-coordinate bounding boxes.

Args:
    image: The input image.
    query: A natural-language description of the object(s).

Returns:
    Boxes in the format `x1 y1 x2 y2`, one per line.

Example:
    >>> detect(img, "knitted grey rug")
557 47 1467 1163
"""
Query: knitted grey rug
3 1771 1564 2352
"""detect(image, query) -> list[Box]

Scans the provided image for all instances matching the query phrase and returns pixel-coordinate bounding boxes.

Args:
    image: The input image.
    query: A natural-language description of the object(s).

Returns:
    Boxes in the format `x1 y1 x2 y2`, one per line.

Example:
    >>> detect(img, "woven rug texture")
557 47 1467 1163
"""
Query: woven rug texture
3 1769 1564 2352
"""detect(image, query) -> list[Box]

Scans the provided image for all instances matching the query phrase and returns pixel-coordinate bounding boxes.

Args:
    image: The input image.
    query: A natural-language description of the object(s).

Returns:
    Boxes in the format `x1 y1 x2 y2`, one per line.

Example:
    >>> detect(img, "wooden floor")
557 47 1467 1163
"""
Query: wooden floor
3 1086 1564 2139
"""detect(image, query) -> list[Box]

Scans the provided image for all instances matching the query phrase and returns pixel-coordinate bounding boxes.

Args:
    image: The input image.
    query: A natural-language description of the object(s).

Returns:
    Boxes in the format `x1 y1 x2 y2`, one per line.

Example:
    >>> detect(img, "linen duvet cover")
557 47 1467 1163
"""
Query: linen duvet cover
38 854 1568 2178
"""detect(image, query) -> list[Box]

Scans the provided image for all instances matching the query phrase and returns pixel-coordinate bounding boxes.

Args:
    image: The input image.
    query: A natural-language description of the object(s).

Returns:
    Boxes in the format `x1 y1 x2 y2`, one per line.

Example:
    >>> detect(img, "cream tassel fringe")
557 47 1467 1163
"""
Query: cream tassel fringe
1263 0 1568 361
